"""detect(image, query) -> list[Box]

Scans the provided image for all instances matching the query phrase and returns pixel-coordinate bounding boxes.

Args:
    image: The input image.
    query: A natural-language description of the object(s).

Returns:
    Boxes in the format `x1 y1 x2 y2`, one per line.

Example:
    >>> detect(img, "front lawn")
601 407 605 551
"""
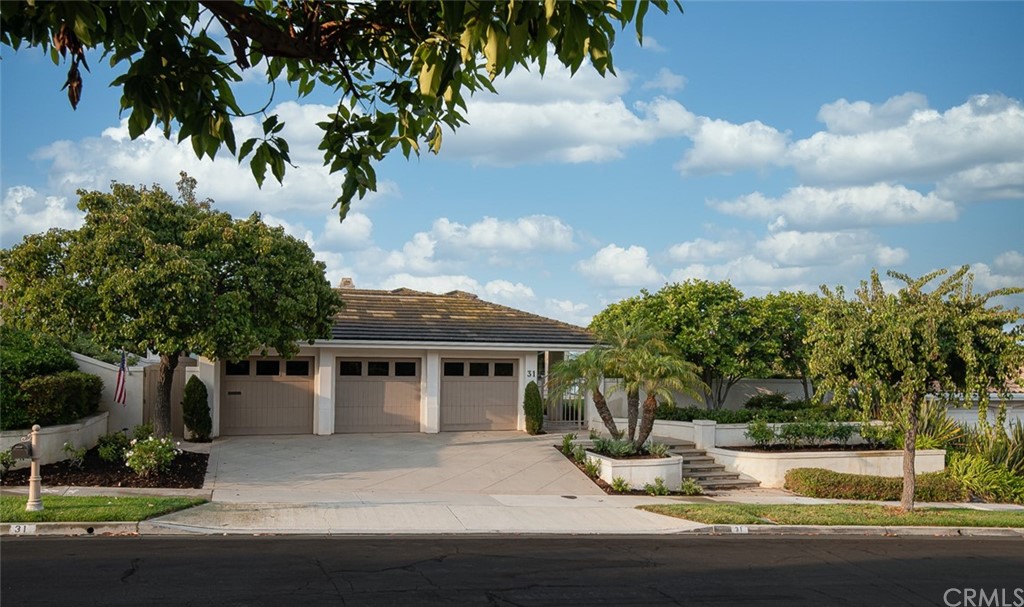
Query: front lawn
639 503 1024 528
1 495 207 523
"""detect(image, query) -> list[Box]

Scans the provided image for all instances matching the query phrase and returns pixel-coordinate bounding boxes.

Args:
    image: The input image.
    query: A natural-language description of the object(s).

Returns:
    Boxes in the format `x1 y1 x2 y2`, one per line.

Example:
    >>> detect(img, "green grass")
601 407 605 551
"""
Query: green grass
1 495 207 523
639 503 1024 528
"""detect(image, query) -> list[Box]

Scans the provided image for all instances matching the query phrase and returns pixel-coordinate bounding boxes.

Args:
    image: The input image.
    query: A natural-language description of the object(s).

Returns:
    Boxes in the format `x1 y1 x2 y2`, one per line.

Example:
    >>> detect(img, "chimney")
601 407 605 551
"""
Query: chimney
339 277 355 289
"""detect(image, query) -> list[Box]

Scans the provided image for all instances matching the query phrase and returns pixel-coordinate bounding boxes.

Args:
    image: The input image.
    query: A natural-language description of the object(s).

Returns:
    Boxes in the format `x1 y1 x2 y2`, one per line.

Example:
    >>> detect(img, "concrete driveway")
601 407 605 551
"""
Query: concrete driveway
204 431 604 503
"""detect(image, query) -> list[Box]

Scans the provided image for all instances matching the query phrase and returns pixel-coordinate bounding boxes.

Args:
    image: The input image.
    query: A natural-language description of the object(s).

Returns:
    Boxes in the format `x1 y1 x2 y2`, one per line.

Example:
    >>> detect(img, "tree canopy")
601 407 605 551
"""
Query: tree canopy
807 267 1023 511
1 0 681 219
0 174 341 436
593 280 784 409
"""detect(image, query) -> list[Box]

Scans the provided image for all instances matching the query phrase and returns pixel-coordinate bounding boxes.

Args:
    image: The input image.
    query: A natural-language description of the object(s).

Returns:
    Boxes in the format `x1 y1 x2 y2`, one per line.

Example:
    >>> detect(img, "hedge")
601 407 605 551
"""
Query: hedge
17 371 103 428
0 327 81 430
654 403 848 424
784 467 967 502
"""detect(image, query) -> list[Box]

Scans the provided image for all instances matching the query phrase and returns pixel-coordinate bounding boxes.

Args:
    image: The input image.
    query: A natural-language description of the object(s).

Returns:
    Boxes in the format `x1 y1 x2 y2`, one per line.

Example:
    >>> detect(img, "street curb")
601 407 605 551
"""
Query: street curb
3 522 139 537
682 524 1024 538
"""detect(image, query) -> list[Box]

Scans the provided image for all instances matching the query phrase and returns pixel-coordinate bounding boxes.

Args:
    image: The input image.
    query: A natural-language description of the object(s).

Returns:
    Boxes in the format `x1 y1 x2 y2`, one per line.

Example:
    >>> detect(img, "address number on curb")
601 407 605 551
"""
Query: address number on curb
9 524 37 535
730 525 749 534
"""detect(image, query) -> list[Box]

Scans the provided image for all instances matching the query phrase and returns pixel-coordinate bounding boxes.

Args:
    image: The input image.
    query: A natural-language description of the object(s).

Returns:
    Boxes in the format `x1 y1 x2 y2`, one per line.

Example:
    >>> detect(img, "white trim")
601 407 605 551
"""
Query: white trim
311 339 593 352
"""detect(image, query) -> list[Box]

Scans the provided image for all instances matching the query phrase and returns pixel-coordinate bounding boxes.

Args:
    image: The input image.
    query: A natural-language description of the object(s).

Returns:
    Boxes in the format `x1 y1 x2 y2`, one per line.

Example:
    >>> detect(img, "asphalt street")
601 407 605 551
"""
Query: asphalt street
2 535 1022 606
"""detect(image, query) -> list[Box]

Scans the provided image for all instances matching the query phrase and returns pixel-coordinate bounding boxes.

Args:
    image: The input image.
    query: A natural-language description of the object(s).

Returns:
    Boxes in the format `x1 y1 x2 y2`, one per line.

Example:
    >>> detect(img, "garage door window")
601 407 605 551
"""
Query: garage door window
395 361 417 377
286 360 310 376
339 361 362 376
469 362 489 377
494 362 514 377
226 360 250 376
256 360 280 376
368 361 390 376
443 362 464 377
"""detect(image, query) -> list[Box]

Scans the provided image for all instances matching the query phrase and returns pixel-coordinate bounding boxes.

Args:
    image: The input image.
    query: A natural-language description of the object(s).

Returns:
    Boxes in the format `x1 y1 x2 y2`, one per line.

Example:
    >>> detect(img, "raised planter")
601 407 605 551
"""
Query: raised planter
586 451 682 490
0 412 109 470
707 446 947 488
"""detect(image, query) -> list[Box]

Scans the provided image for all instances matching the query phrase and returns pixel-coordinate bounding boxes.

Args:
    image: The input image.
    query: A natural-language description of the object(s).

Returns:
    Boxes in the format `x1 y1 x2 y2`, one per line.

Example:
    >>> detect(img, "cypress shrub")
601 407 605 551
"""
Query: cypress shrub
181 375 212 442
524 380 544 435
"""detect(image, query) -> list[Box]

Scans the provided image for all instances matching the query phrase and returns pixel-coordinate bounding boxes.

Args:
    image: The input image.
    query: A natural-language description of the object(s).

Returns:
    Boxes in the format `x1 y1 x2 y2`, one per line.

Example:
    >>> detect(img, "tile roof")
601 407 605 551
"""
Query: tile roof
330 288 595 346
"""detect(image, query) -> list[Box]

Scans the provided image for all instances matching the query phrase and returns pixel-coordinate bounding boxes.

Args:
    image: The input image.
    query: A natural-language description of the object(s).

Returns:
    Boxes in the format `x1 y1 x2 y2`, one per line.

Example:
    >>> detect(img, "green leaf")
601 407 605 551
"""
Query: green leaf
238 138 257 161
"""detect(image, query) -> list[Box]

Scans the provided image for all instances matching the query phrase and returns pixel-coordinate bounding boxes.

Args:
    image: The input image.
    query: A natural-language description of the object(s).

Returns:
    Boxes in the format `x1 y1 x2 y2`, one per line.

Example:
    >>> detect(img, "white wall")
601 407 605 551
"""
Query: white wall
601 378 811 418
944 401 1024 429
0 412 109 469
71 352 144 433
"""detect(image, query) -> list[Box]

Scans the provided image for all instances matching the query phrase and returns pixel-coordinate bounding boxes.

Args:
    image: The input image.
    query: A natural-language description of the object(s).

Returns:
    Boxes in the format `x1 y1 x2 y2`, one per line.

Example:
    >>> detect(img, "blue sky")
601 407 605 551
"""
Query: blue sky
2 2 1022 326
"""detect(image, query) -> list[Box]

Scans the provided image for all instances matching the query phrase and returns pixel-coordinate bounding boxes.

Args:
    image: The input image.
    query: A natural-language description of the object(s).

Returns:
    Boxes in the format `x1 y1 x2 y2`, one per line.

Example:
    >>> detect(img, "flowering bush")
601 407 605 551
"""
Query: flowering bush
124 436 180 477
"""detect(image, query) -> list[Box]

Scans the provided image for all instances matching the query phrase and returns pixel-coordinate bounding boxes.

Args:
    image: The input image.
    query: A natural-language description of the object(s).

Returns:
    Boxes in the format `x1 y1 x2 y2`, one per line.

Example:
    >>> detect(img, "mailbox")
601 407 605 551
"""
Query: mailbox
10 441 32 460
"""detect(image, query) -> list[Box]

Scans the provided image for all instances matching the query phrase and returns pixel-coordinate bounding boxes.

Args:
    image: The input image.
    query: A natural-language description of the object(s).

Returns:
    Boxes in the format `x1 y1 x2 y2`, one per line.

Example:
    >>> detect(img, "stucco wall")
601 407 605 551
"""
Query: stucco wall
71 352 145 434
1 412 109 470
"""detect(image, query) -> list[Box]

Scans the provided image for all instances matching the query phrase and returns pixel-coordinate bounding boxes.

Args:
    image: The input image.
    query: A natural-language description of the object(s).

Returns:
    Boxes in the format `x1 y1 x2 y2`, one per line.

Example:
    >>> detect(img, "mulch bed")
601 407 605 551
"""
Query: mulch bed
1 447 208 489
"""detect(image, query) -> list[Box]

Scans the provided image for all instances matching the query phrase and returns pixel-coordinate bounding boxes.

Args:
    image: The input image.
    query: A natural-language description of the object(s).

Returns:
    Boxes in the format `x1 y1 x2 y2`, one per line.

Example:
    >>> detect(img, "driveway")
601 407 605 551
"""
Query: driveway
204 431 604 503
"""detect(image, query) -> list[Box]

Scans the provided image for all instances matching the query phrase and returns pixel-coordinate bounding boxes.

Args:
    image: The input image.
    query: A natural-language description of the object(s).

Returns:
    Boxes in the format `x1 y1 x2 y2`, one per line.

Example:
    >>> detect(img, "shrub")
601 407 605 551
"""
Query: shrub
859 422 900 449
125 436 180 477
181 376 212 441
946 452 1024 504
583 458 601 478
644 477 669 496
62 441 88 469
829 422 855 446
572 445 587 464
743 393 789 410
744 418 776 448
523 380 544 435
646 442 670 458
678 477 704 496
97 431 131 463
133 422 155 441
893 399 961 450
0 451 15 476
957 421 1024 477
777 423 804 448
784 467 966 502
561 433 577 454
0 327 78 431
592 437 636 458
20 371 103 427
611 477 631 493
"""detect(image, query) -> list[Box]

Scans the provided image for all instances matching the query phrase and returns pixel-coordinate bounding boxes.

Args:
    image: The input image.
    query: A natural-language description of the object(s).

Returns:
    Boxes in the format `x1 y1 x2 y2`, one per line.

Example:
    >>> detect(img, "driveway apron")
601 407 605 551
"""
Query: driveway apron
203 431 604 503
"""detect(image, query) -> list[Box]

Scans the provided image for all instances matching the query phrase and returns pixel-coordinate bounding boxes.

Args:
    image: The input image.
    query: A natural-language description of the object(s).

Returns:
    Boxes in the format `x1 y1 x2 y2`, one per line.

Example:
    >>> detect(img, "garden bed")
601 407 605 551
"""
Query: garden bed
1 445 208 489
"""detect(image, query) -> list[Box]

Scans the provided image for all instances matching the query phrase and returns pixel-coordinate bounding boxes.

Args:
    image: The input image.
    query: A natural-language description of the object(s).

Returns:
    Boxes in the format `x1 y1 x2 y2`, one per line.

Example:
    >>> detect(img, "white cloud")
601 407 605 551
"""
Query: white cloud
676 118 789 175
432 215 575 252
667 238 746 263
935 161 1024 202
1 186 83 246
669 255 808 289
789 94 1024 185
319 211 374 249
711 184 958 230
642 68 686 92
261 213 314 246
994 251 1024 275
576 244 663 287
482 279 536 305
544 298 592 327
755 230 908 268
817 92 929 135
638 36 666 52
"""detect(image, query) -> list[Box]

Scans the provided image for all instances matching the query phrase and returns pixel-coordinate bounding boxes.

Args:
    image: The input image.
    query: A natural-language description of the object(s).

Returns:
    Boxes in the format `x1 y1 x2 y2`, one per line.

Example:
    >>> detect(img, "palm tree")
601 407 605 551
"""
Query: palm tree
546 348 619 437
548 316 705 448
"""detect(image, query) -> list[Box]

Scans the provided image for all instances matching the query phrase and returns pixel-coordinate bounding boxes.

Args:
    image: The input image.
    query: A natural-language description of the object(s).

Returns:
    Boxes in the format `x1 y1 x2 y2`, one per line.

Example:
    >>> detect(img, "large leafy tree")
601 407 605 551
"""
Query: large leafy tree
807 267 1023 511
759 290 821 400
597 280 777 409
1 0 680 219
0 174 341 437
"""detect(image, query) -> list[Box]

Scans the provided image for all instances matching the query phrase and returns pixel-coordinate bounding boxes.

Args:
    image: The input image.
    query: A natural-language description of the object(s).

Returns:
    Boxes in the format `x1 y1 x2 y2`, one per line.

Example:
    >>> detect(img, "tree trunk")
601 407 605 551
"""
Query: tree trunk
800 372 811 402
702 371 717 410
592 388 619 438
634 394 659 448
152 353 180 438
627 389 640 443
900 395 920 512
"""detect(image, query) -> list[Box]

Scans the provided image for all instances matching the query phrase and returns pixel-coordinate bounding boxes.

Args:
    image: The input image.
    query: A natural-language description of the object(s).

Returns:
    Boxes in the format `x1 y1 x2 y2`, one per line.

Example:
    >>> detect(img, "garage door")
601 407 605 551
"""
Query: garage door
335 359 421 433
221 357 314 435
440 360 518 431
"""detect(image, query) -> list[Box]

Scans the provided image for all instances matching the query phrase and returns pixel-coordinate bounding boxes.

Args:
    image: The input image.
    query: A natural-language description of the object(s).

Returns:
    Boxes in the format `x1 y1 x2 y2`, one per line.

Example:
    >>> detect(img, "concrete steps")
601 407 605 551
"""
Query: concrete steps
655 439 762 491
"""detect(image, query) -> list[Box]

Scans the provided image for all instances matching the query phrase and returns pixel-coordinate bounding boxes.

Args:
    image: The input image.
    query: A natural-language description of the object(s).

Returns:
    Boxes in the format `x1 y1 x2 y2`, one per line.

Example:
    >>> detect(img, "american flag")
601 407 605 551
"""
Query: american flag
114 351 127 405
